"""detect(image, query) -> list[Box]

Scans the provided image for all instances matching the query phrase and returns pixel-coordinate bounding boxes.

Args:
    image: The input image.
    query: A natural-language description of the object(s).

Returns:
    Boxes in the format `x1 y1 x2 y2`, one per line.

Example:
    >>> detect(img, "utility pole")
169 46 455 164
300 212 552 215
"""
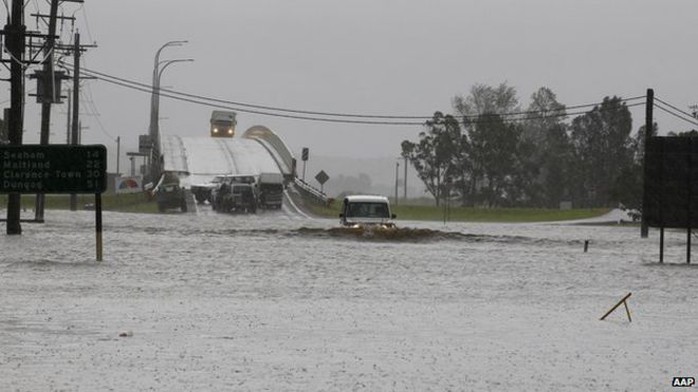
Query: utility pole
4 0 26 235
65 88 71 143
69 32 80 210
116 136 121 175
403 156 408 202
641 88 654 238
394 161 399 206
2 0 86 231
34 0 61 222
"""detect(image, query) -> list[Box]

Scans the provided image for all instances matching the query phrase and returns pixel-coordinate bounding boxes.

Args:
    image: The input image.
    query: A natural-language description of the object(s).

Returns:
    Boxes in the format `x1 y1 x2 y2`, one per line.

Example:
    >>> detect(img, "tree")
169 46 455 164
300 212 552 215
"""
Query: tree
569 96 634 207
525 87 567 145
453 82 521 207
539 123 573 207
523 87 570 207
468 114 522 206
453 82 520 116
402 112 461 206
0 117 6 143
668 129 698 137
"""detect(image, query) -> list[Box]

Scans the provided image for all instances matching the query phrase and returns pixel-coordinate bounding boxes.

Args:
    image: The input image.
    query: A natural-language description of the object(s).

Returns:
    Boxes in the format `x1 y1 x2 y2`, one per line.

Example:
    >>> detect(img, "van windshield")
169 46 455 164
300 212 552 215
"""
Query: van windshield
346 202 389 218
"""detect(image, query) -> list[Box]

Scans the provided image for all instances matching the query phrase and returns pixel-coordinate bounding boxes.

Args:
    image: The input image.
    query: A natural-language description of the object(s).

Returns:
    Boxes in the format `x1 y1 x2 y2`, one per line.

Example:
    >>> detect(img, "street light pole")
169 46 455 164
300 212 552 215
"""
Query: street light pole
403 156 408 202
148 40 187 182
395 161 400 206
154 57 194 133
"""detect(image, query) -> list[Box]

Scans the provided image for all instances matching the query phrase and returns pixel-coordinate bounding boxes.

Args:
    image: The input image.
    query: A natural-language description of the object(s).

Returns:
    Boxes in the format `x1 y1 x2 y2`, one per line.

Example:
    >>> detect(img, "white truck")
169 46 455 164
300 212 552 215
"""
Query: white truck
210 110 237 138
339 195 396 228
257 172 284 210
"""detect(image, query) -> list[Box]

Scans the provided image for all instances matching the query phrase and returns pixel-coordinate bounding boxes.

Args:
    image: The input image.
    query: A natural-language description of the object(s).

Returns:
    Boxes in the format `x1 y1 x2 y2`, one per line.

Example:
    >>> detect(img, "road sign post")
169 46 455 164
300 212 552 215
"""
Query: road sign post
301 147 309 181
315 170 329 194
1 145 108 260
0 145 107 193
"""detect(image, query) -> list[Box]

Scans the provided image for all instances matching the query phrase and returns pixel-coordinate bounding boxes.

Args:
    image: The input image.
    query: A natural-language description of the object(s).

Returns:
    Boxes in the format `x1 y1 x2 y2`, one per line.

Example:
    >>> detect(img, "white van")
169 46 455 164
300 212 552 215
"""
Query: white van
339 195 396 228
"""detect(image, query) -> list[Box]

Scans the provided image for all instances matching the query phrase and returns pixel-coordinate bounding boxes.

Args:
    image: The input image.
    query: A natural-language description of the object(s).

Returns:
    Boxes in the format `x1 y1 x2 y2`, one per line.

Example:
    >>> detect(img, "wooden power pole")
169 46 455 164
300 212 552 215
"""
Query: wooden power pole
3 0 26 235
34 0 62 222
641 88 654 238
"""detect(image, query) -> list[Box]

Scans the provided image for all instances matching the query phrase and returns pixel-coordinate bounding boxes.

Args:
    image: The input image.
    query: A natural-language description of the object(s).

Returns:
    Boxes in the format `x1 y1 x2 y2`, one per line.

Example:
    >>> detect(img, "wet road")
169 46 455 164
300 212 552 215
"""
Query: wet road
1 209 696 391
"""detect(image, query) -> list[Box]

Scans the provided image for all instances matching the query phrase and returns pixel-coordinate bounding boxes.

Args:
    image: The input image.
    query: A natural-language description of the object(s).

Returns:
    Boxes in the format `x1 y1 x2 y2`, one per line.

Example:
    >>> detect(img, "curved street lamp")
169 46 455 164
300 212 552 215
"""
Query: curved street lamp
147 40 189 181
152 58 194 144
153 58 194 133
149 40 187 138
158 58 194 80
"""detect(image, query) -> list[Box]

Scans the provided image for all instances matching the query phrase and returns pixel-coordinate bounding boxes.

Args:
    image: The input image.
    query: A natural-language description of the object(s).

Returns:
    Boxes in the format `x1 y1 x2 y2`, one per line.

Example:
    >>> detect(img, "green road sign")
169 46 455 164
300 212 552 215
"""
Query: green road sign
0 145 107 194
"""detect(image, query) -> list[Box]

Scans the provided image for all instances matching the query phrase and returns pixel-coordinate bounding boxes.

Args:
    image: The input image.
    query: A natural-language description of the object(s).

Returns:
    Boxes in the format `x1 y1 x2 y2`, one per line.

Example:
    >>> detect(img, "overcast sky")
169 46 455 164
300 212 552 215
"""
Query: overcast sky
5 0 698 173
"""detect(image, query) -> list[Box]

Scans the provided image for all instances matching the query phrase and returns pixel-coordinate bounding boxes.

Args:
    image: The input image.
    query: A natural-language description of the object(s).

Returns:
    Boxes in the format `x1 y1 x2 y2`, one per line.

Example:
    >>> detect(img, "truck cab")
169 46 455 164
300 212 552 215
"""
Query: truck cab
339 195 396 228
210 110 237 138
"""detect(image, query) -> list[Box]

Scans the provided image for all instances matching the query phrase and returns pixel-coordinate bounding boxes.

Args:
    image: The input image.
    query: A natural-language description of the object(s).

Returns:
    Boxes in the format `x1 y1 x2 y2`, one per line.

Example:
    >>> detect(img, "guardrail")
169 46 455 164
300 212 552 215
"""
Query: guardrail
294 177 329 205
242 126 294 177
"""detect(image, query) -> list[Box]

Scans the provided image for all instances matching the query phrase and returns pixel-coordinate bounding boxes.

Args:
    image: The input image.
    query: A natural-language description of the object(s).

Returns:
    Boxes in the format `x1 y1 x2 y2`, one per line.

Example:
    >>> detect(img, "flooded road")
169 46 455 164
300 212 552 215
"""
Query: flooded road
1 209 696 391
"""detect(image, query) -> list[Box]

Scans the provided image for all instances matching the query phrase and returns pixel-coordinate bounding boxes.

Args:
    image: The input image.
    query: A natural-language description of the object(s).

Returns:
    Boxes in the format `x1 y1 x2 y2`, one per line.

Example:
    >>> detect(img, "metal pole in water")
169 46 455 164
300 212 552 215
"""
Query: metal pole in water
96 193 103 261
660 227 664 263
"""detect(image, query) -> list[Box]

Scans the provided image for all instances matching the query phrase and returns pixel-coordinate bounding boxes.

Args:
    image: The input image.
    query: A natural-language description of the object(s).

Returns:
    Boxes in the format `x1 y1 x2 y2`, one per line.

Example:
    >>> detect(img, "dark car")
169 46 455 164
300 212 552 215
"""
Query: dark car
156 182 187 212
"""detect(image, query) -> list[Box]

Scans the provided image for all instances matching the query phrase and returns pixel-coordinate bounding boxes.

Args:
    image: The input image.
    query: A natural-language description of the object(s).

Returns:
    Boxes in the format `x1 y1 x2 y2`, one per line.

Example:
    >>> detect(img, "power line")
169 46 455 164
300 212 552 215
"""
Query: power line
78 65 434 120
458 95 646 120
79 80 117 141
654 96 698 123
73 63 646 122
66 65 427 126
58 61 649 127
653 101 698 127
458 101 646 125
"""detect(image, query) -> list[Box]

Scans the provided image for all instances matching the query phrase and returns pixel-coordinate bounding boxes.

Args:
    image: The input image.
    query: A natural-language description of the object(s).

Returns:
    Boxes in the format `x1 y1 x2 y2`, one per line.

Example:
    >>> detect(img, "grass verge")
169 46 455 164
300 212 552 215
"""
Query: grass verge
0 193 160 214
2 194 612 223
307 201 611 223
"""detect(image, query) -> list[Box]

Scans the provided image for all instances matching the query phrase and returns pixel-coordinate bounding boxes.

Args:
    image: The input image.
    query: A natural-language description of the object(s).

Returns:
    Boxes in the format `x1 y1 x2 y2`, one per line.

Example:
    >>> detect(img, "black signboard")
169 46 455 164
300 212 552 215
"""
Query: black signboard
315 170 329 185
643 137 698 228
138 134 153 153
0 145 107 194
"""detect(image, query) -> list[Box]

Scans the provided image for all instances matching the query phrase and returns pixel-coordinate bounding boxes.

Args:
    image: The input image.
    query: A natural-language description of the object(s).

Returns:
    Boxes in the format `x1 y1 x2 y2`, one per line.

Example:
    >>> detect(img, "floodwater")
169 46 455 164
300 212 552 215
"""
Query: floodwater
1 208 696 391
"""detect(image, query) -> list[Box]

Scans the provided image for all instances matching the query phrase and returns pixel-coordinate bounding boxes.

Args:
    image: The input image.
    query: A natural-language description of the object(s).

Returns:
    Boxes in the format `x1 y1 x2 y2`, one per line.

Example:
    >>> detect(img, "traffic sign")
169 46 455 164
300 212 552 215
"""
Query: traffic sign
0 145 107 194
138 135 153 153
315 170 329 185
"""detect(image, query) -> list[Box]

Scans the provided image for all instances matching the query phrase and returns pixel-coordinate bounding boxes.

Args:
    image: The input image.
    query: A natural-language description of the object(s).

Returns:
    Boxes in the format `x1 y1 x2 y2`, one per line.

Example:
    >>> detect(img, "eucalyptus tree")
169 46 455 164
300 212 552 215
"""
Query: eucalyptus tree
569 96 634 207
523 87 570 207
453 82 522 206
401 112 461 206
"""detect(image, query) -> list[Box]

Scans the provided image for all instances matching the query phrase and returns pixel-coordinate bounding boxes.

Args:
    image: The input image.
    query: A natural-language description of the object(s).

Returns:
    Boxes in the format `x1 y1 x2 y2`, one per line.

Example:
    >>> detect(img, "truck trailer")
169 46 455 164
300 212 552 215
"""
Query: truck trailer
257 172 284 209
